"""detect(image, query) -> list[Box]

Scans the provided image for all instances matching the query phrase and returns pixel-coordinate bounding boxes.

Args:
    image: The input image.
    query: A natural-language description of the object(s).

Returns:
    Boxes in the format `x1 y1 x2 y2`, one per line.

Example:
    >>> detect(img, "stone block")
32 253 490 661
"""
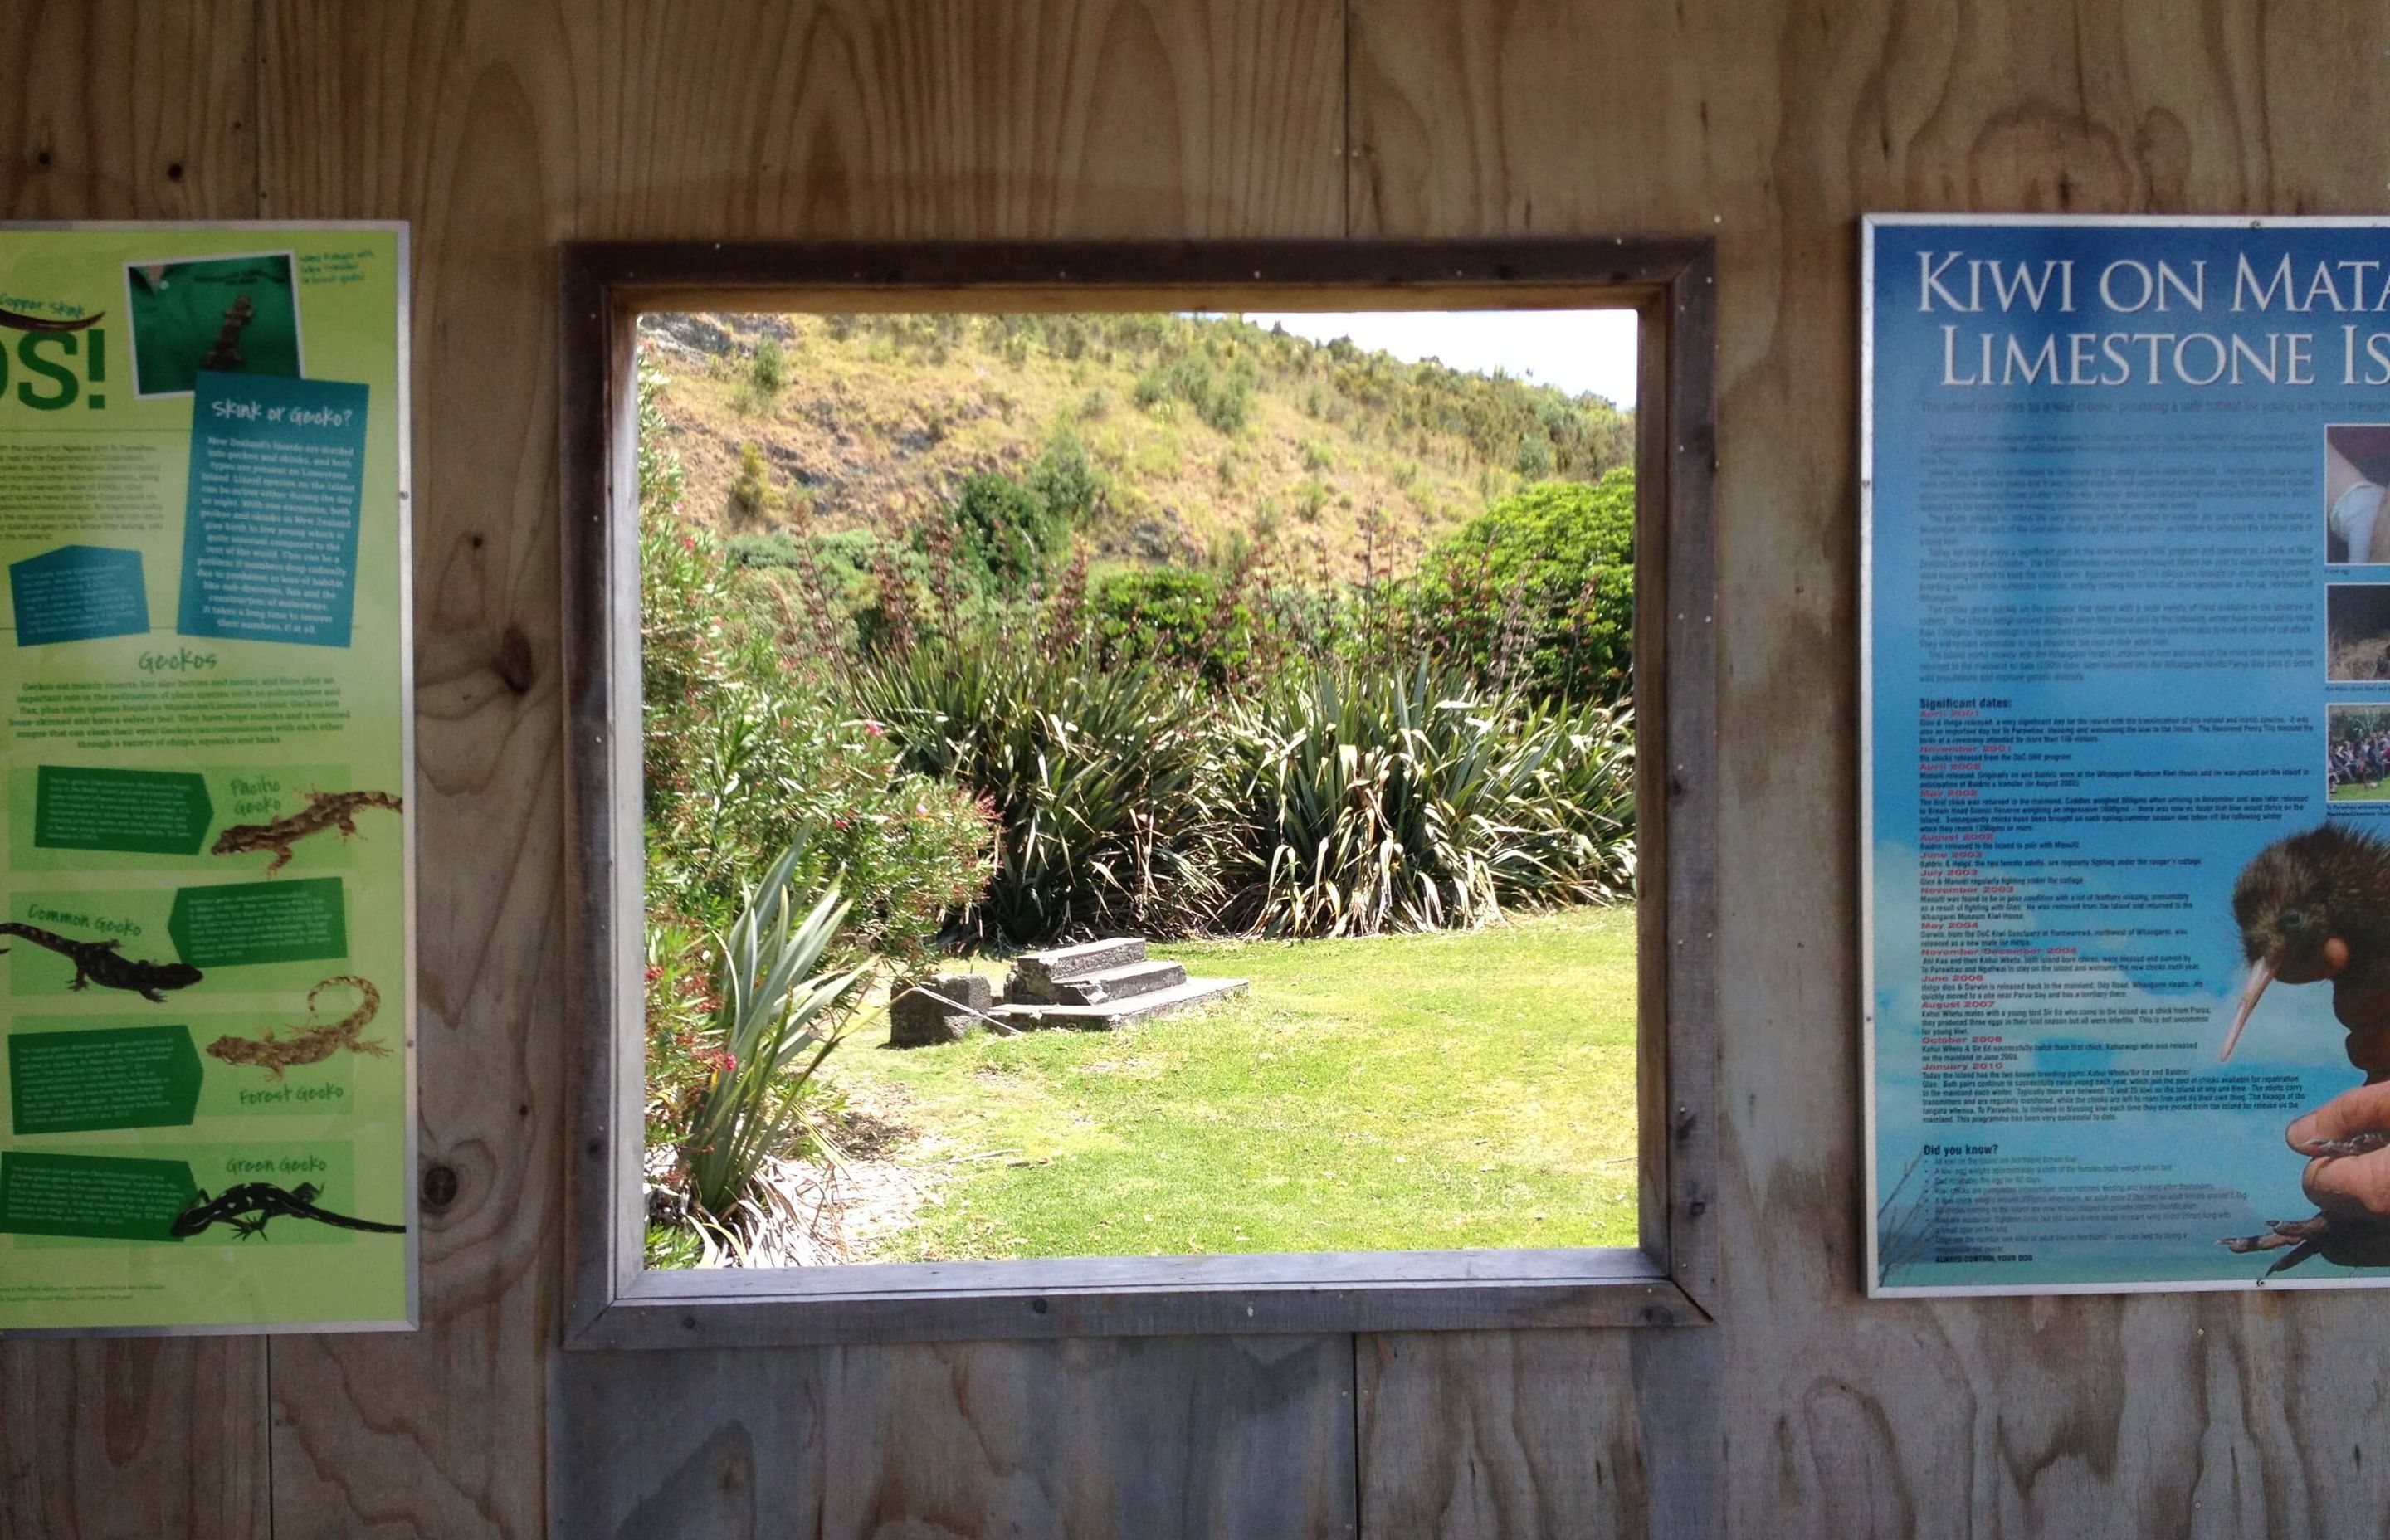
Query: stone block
888 973 994 1048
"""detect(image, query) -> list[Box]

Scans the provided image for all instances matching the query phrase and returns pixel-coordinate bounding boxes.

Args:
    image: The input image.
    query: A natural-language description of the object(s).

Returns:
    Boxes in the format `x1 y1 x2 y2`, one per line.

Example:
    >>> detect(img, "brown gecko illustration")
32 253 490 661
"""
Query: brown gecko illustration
205 975 384 1080
201 293 255 371
211 790 402 874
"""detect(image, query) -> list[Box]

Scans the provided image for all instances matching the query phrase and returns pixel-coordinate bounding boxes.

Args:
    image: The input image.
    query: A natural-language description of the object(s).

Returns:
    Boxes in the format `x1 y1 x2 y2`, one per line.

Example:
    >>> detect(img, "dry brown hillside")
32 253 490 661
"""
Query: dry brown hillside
637 310 1630 580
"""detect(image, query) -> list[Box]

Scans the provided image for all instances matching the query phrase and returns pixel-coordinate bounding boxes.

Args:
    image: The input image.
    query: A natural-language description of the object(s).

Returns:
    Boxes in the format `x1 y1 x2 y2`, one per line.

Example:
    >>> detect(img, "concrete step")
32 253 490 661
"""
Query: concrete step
1007 937 1147 996
993 976 1248 1032
1012 959 1187 1006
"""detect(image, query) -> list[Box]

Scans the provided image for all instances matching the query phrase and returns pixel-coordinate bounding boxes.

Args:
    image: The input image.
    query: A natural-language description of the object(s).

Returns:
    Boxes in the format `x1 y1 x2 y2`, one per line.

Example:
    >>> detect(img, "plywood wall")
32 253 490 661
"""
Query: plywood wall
6 2 2388 1536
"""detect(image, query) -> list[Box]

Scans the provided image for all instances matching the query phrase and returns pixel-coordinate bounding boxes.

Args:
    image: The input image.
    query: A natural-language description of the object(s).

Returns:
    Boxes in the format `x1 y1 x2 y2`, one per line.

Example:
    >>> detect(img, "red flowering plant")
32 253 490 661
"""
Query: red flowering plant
677 839 870 1230
636 349 993 1222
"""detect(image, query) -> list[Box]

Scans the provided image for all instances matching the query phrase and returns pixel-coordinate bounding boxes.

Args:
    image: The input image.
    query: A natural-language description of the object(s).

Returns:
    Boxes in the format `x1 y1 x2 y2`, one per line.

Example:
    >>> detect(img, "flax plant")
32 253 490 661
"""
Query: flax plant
680 840 869 1224
1215 661 1635 936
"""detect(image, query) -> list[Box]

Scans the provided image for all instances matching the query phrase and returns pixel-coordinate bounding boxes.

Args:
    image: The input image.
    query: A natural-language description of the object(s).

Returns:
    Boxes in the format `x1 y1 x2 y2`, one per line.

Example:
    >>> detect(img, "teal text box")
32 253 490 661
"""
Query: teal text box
9 544 148 646
168 878 346 968
35 766 213 855
178 372 368 648
9 1025 202 1133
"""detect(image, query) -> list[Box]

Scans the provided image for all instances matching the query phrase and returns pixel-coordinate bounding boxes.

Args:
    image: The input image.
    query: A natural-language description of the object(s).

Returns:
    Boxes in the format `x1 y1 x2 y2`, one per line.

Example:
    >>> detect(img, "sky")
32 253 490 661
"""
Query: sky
1233 309 1639 408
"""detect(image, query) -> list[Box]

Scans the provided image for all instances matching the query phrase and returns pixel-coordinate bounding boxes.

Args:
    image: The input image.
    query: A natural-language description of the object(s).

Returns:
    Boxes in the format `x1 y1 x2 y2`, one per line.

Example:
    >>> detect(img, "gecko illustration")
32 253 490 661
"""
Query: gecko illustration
0 923 202 1002
211 790 404 874
169 1182 405 1241
201 293 255 371
205 976 385 1080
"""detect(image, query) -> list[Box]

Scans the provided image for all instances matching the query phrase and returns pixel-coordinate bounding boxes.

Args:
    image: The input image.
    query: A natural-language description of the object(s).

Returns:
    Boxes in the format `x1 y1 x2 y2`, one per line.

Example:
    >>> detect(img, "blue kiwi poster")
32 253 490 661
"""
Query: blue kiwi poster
1865 216 2390 1294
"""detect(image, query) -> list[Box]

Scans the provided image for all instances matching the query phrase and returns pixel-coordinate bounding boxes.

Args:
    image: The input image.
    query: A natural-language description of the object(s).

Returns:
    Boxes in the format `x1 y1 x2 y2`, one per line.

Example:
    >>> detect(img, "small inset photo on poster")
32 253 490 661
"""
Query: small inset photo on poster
2329 704 2390 802
124 251 305 398
2325 424 2390 564
2327 583 2390 681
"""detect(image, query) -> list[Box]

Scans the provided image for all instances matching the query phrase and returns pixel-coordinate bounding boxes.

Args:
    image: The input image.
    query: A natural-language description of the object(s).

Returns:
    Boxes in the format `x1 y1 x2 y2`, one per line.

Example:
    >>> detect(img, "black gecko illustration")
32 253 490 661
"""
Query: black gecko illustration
169 1182 406 1241
0 923 202 1002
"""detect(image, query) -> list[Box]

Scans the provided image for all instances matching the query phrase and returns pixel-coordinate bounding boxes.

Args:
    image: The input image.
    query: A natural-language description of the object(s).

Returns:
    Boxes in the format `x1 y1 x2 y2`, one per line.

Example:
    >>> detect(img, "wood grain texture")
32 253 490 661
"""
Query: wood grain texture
26 2 2390 1536
0 0 256 221
555 1334 1358 1539
2 1338 268 1540
253 3 1348 1537
1353 1 2390 1536
1355 1327 1719 1540
0 7 263 1539
261 0 1344 241
256 7 570 1537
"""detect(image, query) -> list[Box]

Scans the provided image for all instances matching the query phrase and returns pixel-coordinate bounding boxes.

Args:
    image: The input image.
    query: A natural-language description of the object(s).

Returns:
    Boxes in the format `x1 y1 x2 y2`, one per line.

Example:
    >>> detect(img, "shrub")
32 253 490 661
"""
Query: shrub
729 529 799 568
751 334 788 395
940 471 1065 594
1396 469 1635 701
1210 661 1636 937
728 441 775 523
851 635 1220 943
641 500 993 954
1158 353 1255 434
1087 568 1264 687
637 350 685 516
1027 428 1107 528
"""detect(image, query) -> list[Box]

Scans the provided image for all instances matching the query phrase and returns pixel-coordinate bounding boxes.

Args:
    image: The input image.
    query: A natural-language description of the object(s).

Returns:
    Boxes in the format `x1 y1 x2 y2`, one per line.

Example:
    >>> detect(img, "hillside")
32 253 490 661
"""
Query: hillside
637 309 1631 580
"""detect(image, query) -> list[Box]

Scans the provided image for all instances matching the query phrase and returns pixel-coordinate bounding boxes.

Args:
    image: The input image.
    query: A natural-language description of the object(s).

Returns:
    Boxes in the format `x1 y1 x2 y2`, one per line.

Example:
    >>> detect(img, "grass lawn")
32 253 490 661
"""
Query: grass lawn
830 905 1638 1260
2329 780 2390 802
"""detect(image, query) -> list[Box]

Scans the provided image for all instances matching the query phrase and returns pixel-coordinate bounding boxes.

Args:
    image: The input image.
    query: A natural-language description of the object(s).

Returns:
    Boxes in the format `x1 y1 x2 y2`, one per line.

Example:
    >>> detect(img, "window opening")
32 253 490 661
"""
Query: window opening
632 307 1645 1271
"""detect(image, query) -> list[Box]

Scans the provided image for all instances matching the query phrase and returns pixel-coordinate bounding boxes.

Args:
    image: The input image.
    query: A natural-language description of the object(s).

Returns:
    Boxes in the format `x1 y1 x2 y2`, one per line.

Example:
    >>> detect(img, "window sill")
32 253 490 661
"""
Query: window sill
563 1245 1708 1350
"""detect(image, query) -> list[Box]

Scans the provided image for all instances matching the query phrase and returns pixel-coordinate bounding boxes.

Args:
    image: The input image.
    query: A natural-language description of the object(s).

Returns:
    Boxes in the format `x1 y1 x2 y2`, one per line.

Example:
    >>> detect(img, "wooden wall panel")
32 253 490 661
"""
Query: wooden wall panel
0 7 264 1540
261 0 1344 241
2 1338 266 1540
254 9 571 1537
19 2 2390 1537
0 0 256 222
556 1334 1357 1538
246 2 1348 1536
1351 2 2390 1537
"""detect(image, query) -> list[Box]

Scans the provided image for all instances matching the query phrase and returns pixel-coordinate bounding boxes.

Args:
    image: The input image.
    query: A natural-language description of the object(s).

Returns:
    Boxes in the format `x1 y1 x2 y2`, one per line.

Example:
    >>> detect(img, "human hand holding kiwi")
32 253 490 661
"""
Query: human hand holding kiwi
2288 1082 2390 1216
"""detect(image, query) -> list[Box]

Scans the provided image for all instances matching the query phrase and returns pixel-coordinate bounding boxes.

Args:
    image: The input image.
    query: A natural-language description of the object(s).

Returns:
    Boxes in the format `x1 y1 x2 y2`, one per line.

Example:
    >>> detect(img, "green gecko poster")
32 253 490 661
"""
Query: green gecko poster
0 225 414 1334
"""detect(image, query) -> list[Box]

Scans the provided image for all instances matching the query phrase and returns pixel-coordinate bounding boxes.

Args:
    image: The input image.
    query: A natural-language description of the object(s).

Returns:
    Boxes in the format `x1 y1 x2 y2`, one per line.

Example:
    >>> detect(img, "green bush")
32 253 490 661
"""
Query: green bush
1087 567 1262 687
939 471 1065 594
1396 469 1635 701
637 349 685 515
751 334 788 395
728 441 775 523
851 635 1219 943
1158 352 1255 434
1028 427 1107 528
728 529 799 568
641 493 992 956
1210 661 1636 937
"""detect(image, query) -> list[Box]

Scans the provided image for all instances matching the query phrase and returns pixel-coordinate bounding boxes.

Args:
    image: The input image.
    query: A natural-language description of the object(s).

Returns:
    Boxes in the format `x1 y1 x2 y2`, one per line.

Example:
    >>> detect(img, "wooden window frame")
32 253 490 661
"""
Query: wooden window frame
558 240 1718 1350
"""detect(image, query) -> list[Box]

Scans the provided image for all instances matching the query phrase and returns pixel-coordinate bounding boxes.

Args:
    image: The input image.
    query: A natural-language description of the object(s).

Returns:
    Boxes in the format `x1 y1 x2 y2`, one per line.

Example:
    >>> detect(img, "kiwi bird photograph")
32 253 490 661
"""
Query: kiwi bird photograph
2222 823 2390 1274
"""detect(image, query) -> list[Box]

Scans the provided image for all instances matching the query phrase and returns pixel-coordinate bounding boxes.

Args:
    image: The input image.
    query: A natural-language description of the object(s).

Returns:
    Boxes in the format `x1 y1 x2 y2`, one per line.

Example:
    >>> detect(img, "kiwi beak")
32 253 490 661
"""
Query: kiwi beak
2222 956 2277 1062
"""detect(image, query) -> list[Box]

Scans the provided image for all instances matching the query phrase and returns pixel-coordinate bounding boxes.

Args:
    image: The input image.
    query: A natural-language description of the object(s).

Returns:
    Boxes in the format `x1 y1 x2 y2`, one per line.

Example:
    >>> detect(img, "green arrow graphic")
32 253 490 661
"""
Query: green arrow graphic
0 1151 198 1241
168 878 346 968
8 1025 203 1133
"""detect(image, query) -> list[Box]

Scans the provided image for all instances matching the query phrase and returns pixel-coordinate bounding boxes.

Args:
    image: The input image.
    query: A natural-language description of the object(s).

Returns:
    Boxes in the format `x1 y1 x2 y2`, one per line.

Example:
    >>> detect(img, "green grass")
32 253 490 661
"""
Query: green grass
2329 780 2390 802
834 906 1638 1260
